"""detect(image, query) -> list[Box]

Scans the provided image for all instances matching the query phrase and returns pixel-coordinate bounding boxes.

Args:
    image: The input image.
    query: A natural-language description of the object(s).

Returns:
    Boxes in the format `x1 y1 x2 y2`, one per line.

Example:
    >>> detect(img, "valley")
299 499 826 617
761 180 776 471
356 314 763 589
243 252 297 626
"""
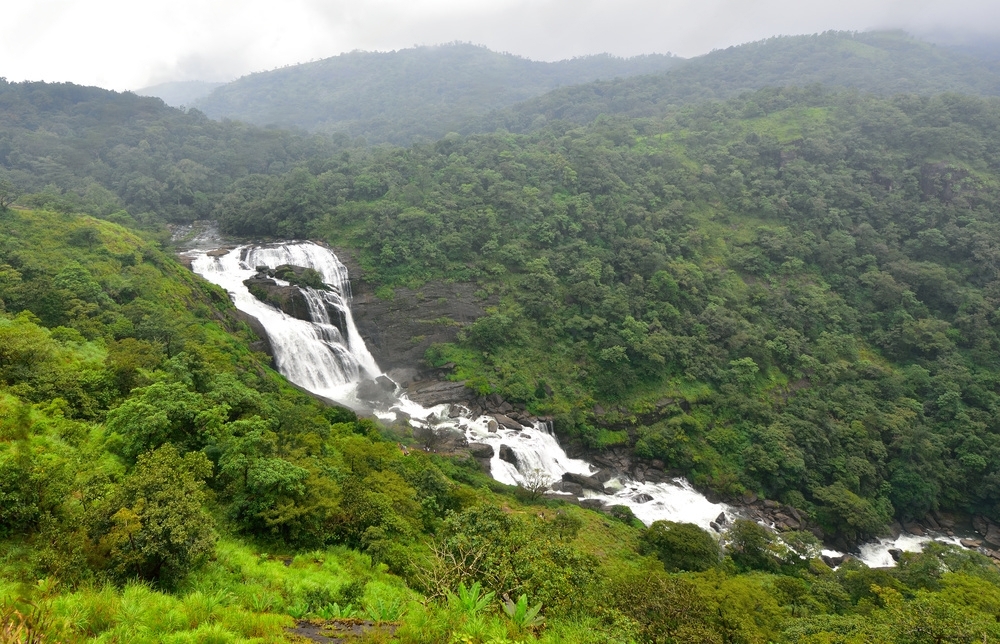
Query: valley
3 29 1000 643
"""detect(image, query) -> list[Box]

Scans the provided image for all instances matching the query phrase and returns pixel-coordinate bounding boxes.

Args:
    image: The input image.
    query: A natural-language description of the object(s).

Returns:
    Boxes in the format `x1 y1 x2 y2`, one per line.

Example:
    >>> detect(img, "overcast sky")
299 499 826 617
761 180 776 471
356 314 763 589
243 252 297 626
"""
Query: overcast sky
2 0 997 91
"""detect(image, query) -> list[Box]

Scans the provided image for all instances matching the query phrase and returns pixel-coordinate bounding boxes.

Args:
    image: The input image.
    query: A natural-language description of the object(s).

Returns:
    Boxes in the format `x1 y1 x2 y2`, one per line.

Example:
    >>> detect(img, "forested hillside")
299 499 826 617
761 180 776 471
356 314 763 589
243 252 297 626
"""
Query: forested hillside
474 31 1000 134
7 32 1000 642
214 86 1000 547
0 79 341 225
193 44 680 145
3 207 1000 643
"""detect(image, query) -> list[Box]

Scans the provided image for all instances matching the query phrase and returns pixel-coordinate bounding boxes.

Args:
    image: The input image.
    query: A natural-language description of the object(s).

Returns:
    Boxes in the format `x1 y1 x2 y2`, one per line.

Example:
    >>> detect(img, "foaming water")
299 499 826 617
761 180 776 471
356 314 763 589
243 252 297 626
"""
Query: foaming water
383 398 730 531
188 242 378 400
187 240 969 561
857 533 966 568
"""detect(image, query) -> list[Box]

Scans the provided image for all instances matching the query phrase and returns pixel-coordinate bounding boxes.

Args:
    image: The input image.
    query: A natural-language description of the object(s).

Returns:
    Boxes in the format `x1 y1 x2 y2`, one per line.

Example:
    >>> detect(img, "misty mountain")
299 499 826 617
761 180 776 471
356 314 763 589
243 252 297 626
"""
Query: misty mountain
136 80 227 108
472 31 1000 134
0 79 339 223
192 43 680 145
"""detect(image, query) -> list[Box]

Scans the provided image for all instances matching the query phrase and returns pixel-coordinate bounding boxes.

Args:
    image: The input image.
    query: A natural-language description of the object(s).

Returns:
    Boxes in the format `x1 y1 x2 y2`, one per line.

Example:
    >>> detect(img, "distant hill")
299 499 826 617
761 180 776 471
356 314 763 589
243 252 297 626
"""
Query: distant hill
193 43 680 145
0 79 337 223
136 80 227 108
472 31 1000 134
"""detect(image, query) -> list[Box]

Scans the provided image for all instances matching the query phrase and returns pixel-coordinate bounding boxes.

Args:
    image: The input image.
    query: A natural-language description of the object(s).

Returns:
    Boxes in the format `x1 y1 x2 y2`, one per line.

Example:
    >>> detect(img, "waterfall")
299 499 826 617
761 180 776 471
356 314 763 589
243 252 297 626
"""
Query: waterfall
187 240 967 565
188 242 379 400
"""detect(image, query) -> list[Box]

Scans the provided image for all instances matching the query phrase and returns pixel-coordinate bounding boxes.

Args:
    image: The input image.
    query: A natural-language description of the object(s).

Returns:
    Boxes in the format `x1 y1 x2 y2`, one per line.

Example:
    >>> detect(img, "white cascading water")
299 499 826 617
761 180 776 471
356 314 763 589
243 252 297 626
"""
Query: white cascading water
189 242 379 401
187 240 966 564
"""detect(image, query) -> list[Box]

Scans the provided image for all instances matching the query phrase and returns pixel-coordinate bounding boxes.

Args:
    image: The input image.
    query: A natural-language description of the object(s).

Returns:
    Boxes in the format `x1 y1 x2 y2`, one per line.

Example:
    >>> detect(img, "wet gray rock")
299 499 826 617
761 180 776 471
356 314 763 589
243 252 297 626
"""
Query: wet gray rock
561 472 606 493
468 443 494 459
244 276 312 320
346 273 493 372
499 445 519 468
493 414 523 430
594 469 615 483
355 378 396 406
633 493 654 503
375 375 397 392
559 482 584 496
385 367 418 388
822 553 845 567
406 380 475 406
984 524 1000 550
888 548 903 562
579 499 605 511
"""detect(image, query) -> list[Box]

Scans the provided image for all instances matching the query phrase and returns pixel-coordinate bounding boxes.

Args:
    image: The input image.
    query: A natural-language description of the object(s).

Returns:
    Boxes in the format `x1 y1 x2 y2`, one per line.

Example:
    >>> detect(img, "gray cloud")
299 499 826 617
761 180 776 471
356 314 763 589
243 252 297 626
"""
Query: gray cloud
0 0 997 90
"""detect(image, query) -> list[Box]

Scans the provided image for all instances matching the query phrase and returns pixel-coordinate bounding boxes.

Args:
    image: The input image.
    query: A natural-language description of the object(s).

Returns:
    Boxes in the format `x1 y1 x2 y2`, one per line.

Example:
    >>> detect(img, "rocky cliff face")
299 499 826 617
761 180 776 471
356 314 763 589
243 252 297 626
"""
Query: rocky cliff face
333 247 494 375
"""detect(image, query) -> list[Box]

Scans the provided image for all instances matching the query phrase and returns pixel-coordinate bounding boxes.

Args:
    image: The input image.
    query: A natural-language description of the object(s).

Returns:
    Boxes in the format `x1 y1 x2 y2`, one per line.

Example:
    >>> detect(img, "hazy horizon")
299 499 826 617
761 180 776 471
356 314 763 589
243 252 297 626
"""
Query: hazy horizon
2 0 998 92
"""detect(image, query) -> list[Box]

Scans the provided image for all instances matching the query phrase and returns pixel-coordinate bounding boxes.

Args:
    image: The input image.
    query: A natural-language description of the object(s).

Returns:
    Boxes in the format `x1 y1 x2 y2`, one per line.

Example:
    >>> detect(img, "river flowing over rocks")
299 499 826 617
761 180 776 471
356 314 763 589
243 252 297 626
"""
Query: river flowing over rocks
185 239 970 566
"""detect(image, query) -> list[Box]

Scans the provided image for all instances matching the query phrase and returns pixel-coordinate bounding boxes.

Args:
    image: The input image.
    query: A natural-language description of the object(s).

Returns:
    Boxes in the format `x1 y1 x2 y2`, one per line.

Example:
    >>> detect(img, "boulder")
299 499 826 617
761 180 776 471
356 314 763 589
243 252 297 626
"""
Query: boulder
888 548 903 562
902 521 925 536
559 482 585 496
934 511 957 529
561 472 606 493
924 514 940 531
974 515 989 536
960 538 983 549
385 367 418 388
822 553 846 567
244 277 313 320
776 513 800 530
499 445 519 468
355 378 396 406
487 419 499 433
493 414 524 430
715 512 729 527
593 469 615 483
633 493 654 503
983 524 1000 550
468 443 494 459
579 499 604 511
375 375 397 392
406 380 475 406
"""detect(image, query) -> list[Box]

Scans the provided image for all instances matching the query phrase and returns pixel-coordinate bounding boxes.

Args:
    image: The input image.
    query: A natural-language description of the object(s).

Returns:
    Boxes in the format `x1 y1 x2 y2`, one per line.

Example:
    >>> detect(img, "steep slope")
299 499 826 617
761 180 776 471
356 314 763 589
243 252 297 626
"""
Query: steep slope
0 79 338 223
475 31 1000 133
193 43 679 144
219 86 1000 544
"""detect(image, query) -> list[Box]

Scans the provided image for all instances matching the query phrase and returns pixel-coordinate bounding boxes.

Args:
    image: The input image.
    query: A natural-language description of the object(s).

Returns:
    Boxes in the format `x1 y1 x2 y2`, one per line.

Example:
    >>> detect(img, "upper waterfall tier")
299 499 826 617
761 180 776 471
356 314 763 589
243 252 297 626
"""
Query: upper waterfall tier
189 242 380 399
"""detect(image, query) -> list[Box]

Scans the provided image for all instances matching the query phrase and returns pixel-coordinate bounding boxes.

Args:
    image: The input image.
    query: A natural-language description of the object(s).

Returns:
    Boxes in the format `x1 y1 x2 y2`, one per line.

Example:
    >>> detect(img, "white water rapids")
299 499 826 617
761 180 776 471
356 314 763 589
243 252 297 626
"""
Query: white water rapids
186 240 965 566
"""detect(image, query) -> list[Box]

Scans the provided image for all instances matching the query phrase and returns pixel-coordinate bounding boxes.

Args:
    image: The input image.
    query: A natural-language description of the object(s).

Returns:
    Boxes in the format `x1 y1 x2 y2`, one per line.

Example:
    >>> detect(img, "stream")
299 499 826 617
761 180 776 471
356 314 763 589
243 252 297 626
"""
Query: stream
185 239 966 567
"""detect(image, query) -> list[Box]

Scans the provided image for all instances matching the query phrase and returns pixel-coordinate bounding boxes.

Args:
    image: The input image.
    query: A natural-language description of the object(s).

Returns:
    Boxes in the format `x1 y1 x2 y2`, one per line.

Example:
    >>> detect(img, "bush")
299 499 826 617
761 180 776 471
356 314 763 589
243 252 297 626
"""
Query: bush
639 521 720 572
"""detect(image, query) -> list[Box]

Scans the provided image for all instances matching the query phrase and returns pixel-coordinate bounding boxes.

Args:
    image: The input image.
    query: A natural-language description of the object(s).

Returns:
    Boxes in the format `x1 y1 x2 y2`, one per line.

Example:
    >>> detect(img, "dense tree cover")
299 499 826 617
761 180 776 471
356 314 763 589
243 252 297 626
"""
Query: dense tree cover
213 86 1000 545
194 43 680 145
474 31 1000 135
7 39 1000 640
0 79 340 224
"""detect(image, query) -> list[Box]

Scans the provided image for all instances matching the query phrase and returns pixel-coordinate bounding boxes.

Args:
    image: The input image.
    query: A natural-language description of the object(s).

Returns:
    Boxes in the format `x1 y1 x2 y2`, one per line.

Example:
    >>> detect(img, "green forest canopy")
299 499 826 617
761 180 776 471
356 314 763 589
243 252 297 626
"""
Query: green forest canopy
5 30 1000 641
